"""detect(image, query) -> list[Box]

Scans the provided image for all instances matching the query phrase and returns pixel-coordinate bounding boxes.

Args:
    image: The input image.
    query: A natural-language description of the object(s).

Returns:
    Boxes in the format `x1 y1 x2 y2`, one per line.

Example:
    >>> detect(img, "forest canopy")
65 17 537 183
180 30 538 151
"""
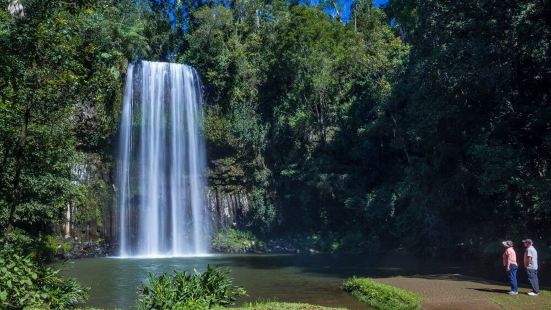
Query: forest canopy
0 0 550 260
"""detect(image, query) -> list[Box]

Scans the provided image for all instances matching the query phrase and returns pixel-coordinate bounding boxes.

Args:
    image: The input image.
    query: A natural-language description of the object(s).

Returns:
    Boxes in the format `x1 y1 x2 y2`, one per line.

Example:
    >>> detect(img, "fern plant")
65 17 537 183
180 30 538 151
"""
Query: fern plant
137 265 246 309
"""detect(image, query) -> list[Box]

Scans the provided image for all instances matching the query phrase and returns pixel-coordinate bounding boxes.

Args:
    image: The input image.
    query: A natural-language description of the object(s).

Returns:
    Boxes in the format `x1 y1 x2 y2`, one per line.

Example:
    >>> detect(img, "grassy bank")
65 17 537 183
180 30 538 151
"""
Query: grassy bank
490 290 551 310
342 277 422 310
224 302 345 310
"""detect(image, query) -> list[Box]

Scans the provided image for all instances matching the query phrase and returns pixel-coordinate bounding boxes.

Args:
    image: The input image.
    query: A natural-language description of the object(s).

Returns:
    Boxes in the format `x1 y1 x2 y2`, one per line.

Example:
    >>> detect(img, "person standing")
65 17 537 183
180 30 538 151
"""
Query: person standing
523 239 540 296
502 240 518 295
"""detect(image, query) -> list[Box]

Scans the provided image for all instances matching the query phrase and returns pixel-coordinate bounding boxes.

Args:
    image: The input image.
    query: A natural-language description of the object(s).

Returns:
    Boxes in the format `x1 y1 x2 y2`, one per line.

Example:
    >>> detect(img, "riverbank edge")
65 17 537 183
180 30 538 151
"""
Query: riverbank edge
54 238 318 260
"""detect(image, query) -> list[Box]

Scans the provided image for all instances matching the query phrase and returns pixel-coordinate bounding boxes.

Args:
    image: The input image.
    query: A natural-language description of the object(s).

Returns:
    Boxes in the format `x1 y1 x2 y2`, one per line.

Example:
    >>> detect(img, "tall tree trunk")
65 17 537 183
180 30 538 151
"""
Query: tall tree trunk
65 203 72 238
390 113 411 164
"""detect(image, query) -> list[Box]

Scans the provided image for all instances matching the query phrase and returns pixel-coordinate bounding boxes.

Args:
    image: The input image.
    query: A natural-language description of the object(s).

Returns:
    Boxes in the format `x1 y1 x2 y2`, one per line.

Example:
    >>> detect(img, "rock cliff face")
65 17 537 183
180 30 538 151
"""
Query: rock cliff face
207 157 251 231
208 187 249 230
63 152 251 254
54 152 113 247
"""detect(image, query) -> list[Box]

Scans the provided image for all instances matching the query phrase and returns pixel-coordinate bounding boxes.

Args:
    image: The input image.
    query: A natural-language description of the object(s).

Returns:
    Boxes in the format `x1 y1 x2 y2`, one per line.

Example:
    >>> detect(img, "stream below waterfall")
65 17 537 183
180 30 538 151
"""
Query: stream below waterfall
57 253 496 309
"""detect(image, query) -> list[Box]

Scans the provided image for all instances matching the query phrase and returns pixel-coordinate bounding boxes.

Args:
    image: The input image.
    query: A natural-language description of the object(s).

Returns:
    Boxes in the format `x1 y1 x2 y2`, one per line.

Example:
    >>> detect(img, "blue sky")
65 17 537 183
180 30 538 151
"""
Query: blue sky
340 0 389 21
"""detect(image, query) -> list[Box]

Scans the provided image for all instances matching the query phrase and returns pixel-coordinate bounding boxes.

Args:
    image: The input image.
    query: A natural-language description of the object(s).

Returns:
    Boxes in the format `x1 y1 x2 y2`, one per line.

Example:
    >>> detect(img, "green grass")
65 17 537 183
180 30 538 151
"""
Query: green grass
342 277 422 310
489 290 551 310
223 302 346 310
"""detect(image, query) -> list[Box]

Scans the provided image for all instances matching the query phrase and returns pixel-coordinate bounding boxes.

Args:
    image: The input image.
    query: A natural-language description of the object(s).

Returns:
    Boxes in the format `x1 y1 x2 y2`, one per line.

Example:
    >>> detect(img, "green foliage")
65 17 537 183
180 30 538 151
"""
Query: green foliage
137 266 246 309
45 235 72 256
184 1 409 240
0 0 148 247
342 277 421 310
2 0 550 274
0 0 81 234
376 0 551 256
0 228 70 263
212 228 264 253
0 248 87 309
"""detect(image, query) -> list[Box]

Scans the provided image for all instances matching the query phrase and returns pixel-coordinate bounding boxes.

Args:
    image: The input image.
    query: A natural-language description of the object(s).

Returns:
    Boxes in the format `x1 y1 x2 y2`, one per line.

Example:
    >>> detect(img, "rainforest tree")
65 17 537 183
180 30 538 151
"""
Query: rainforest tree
1 0 549 261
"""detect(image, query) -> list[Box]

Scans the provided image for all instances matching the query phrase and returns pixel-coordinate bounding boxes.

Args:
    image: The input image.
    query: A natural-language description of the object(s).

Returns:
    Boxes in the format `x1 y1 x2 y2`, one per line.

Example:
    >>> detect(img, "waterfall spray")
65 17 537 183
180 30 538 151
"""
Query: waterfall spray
117 61 209 257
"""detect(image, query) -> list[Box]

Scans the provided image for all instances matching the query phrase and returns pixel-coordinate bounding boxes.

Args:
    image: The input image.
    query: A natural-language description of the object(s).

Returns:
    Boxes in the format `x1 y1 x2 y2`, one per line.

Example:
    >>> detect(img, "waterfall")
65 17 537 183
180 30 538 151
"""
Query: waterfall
117 61 209 257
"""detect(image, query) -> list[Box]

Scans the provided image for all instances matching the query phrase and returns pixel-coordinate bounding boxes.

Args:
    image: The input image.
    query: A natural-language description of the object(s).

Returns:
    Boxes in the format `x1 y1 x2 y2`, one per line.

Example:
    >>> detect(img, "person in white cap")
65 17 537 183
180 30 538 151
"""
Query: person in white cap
502 240 518 295
523 239 539 296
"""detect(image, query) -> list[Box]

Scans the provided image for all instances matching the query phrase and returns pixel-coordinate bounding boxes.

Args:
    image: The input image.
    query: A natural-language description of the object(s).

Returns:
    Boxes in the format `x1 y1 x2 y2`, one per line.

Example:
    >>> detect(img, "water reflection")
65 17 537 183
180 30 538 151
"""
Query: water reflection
58 253 495 309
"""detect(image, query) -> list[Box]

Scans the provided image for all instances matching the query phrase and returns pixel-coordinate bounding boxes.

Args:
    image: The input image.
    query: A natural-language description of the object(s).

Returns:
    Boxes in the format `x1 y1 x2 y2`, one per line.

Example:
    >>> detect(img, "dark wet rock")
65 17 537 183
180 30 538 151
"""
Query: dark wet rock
212 237 323 254
58 238 114 260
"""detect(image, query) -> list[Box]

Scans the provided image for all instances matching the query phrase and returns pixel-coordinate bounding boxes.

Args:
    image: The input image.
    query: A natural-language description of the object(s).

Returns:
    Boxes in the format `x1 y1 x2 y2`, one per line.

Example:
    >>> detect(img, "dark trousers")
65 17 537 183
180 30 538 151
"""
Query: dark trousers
527 268 540 293
507 264 518 292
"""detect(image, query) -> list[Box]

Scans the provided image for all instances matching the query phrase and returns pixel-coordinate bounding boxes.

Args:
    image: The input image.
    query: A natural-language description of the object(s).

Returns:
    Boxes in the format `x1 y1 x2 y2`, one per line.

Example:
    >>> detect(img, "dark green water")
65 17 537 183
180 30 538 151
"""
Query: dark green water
58 254 466 309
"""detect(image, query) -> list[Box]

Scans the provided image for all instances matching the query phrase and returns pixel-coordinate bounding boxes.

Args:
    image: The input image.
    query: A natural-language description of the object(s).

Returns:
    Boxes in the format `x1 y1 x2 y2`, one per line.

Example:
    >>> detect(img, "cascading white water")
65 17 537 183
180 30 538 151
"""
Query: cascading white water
117 61 209 257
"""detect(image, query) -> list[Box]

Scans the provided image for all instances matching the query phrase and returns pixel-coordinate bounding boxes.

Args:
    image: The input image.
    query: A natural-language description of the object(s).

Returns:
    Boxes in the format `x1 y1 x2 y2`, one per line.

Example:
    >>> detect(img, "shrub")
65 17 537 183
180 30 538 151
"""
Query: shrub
137 265 246 309
1 229 53 261
0 249 88 309
0 229 79 263
342 277 421 310
212 229 264 253
45 235 73 256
